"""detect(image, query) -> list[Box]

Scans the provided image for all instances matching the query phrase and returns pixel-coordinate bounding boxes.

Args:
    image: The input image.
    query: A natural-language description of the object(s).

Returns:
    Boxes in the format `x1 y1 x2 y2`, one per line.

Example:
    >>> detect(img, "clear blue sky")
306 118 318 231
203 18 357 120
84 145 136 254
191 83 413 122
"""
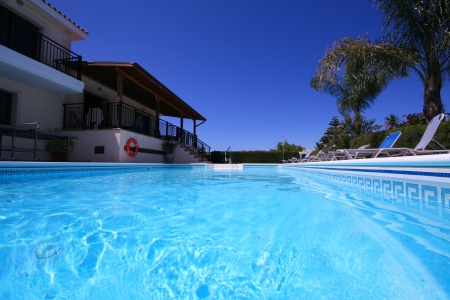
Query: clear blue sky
50 0 449 151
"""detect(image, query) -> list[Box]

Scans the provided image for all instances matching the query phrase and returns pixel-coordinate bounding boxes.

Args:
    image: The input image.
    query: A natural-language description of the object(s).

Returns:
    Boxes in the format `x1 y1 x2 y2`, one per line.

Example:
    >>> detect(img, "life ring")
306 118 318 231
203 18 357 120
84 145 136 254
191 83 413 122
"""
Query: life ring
126 138 139 157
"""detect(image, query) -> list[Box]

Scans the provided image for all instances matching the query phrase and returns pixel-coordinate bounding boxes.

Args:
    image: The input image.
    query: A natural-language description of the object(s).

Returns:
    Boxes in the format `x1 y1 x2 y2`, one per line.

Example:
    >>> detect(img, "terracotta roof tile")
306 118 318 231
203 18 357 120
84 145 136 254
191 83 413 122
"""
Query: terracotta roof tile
41 0 89 34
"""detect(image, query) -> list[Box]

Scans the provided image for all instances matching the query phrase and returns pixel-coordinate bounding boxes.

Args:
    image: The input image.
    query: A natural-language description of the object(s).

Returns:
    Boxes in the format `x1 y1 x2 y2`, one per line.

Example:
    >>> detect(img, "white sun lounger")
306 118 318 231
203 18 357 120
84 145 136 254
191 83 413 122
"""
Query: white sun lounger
340 131 402 159
341 113 447 159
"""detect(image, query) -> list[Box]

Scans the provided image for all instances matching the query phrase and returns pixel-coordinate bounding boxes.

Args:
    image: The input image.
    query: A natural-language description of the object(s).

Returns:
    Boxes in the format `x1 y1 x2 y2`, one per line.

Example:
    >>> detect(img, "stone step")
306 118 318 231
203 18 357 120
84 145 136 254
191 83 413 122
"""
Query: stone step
177 143 211 163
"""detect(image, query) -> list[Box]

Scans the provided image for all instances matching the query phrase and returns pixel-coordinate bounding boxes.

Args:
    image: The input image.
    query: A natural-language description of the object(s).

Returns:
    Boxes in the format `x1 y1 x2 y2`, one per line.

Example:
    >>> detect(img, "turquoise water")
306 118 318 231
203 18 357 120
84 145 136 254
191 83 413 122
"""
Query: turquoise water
0 167 449 299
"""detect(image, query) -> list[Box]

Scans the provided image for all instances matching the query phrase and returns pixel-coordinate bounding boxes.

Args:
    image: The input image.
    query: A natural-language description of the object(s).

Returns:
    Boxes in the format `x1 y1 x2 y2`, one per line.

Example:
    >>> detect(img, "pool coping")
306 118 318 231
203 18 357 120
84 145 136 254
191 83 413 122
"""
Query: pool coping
0 154 450 180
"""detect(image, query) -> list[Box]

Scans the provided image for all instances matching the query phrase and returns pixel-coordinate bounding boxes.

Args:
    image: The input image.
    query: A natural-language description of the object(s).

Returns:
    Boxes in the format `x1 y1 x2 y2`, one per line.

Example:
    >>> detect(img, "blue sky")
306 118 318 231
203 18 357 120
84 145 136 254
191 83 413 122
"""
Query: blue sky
51 0 449 151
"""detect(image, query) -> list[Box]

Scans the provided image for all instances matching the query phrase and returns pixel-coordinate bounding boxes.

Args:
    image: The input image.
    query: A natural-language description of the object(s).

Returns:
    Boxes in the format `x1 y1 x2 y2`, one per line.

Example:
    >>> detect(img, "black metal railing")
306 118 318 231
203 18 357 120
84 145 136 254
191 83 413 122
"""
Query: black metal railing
38 34 82 79
0 10 82 80
63 102 211 160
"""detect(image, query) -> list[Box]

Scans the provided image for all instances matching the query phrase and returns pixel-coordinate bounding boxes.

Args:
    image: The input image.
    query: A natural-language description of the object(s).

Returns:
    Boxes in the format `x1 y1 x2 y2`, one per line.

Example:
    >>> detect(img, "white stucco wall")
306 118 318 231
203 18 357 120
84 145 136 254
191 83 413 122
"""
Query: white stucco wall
0 77 78 161
63 129 121 162
61 129 203 163
64 129 166 163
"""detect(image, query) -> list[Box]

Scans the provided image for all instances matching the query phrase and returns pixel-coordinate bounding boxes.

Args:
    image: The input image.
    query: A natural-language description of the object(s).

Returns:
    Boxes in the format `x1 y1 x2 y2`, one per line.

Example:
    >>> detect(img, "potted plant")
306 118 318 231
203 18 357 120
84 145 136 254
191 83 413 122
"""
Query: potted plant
45 127 74 161
161 140 177 162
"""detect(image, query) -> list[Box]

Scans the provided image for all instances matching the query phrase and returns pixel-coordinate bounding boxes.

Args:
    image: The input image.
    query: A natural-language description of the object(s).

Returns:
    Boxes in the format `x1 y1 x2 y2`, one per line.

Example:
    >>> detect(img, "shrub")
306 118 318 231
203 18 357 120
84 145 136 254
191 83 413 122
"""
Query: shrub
350 120 450 149
211 151 303 164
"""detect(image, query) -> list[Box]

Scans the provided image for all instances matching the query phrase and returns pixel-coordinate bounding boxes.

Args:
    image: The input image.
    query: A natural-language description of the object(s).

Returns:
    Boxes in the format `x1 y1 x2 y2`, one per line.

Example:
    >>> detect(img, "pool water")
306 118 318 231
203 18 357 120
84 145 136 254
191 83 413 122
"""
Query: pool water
0 167 449 299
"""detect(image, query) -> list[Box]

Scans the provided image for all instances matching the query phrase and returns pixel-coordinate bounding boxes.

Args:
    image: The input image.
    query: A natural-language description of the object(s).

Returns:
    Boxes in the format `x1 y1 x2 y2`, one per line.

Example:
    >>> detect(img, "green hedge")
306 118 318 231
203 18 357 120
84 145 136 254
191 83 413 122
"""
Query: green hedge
211 151 303 164
350 120 450 149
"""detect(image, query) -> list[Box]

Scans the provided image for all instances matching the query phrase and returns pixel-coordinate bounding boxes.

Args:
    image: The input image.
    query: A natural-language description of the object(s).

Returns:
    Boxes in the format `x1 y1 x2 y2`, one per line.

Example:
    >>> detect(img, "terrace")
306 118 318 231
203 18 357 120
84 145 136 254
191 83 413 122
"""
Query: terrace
70 61 211 161
63 101 211 158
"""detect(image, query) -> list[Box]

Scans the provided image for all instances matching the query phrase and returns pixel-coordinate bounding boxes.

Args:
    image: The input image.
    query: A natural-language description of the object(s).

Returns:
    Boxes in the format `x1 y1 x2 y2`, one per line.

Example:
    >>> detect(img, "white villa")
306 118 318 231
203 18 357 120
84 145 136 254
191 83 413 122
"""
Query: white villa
0 0 209 163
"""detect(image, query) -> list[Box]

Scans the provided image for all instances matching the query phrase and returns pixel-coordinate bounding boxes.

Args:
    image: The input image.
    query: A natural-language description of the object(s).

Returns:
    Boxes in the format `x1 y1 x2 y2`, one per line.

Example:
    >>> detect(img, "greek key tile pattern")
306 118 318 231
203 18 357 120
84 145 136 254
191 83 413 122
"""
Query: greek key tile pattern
0 164 209 181
301 166 450 178
303 169 450 219
0 167 149 181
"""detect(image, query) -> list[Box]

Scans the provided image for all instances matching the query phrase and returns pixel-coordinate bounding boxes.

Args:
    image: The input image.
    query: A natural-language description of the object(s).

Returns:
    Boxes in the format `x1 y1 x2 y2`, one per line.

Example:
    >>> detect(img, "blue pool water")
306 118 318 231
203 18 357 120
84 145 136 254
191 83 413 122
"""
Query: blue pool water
0 166 449 299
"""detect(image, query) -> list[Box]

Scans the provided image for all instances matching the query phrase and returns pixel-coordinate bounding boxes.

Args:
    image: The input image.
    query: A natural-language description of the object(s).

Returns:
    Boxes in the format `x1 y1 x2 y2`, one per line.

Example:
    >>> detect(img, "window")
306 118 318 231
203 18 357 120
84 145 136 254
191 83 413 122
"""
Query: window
0 5 39 59
0 91 12 125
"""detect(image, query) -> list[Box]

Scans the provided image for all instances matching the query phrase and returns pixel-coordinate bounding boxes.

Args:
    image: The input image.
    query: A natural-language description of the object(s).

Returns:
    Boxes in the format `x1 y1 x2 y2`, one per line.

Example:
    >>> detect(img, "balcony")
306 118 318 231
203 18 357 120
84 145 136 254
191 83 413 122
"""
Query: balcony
0 9 82 80
63 102 211 159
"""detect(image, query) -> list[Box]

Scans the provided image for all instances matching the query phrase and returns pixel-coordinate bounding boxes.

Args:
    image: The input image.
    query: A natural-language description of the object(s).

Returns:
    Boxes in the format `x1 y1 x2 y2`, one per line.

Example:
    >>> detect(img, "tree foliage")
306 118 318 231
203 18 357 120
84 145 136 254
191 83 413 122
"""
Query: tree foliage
311 36 410 117
316 115 377 149
311 0 450 122
271 140 304 152
384 114 400 129
375 0 450 120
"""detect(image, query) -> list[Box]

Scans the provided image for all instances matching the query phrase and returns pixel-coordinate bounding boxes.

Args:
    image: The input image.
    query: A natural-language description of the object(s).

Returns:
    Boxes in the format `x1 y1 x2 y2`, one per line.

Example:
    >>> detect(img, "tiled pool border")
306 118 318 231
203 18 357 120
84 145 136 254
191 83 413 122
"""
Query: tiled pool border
0 163 208 181
298 166 450 178
280 154 450 179
1 154 450 181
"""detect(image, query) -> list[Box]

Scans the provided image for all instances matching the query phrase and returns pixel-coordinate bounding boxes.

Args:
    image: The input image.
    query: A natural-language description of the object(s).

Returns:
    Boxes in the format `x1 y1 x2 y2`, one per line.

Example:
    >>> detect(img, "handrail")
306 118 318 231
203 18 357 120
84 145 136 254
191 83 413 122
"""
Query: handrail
225 147 232 164
63 102 211 159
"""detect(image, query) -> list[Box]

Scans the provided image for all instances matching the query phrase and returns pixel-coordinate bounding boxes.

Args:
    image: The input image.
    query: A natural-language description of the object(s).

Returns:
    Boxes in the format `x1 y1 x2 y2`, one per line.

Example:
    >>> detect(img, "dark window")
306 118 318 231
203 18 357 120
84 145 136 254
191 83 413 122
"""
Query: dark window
0 6 10 46
0 5 39 59
0 91 12 125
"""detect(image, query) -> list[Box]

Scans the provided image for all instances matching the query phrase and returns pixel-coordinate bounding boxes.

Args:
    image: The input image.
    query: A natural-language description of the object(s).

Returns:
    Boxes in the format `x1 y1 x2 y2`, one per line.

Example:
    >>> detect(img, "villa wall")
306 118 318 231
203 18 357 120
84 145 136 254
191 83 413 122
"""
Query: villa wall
63 129 203 163
0 0 88 161
65 129 166 163
0 77 70 161
117 130 165 163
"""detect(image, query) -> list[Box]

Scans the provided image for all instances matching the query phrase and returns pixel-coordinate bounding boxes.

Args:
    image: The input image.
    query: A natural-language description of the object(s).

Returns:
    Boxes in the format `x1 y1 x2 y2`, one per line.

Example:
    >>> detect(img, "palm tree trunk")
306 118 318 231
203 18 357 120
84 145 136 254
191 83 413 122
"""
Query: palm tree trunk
423 77 443 122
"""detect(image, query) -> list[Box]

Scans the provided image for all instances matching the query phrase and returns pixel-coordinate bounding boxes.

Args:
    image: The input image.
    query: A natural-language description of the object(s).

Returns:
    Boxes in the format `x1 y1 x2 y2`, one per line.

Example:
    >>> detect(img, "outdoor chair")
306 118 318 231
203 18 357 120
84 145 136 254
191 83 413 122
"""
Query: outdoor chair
308 145 335 162
365 113 448 157
326 144 370 160
70 111 87 129
123 115 144 133
288 150 312 163
87 107 103 129
340 131 402 159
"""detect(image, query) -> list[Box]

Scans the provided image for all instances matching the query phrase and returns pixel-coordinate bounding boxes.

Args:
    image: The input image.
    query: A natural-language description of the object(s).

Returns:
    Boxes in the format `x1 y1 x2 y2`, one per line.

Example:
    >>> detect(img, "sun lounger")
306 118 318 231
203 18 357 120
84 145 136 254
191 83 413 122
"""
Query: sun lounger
340 131 402 159
282 150 311 163
368 113 448 157
341 113 448 159
293 150 312 163
326 144 370 160
308 145 335 162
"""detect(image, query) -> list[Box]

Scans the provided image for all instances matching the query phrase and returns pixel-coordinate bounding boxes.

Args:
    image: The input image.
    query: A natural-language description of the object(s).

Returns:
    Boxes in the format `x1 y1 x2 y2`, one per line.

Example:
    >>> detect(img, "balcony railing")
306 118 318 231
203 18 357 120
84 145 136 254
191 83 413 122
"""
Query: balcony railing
63 102 211 159
0 11 82 80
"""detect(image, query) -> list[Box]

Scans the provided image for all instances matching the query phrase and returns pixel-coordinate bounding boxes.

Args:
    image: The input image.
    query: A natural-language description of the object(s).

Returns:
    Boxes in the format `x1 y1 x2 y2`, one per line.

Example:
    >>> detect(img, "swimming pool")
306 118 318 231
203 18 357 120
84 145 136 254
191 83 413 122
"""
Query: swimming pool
0 162 449 299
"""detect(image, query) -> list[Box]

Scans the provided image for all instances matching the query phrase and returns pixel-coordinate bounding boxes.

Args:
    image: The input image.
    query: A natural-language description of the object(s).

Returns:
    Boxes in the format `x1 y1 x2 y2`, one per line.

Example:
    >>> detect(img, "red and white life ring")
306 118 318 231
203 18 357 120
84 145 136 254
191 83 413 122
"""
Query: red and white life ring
126 138 139 157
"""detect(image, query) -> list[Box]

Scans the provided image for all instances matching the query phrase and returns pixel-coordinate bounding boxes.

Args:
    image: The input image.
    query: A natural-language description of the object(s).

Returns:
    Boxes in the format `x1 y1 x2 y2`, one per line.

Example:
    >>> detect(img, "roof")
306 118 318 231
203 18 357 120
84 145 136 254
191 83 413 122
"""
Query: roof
81 62 206 121
41 0 89 35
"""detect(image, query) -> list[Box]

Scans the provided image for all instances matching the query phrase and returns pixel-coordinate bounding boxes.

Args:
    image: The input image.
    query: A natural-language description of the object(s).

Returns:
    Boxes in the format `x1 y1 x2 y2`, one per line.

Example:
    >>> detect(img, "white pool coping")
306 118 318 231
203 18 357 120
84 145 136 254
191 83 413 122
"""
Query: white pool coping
280 153 450 169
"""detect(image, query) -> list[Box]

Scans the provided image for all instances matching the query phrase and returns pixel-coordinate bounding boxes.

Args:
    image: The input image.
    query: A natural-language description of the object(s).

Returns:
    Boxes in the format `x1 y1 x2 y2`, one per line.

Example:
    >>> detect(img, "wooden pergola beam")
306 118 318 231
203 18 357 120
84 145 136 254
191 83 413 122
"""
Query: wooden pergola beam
118 68 185 117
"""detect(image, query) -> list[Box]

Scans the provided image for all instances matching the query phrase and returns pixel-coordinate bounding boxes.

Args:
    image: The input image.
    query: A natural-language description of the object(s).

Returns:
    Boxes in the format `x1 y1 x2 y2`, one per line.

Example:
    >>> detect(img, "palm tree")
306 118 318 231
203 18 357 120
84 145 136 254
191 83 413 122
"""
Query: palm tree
375 0 450 121
384 114 400 129
311 0 450 122
311 36 409 119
